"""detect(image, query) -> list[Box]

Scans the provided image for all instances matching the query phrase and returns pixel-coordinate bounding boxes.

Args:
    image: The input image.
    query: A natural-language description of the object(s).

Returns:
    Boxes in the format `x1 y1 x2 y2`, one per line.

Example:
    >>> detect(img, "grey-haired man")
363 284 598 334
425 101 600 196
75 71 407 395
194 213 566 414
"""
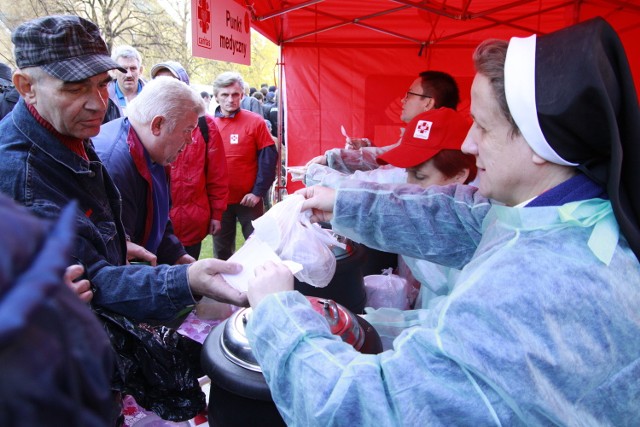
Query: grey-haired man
0 15 247 327
0 14 248 420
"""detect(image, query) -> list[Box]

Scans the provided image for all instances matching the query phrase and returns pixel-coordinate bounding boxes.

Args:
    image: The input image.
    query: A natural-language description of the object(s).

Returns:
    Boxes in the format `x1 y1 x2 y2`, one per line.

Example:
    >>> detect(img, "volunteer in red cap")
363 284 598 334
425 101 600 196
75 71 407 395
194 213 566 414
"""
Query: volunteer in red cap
376 107 476 188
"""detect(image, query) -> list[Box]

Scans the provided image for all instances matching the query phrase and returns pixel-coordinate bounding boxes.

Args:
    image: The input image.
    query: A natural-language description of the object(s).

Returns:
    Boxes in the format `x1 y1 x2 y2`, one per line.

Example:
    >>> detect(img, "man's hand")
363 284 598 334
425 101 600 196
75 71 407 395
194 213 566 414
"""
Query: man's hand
247 261 294 308
175 254 196 265
64 264 93 303
295 185 336 223
240 193 261 207
187 258 248 307
126 241 157 266
209 219 222 235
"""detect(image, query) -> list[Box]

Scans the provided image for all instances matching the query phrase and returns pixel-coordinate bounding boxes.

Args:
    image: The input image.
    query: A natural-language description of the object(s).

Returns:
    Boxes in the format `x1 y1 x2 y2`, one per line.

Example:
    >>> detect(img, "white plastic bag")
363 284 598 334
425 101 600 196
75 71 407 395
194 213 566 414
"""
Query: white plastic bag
252 195 345 287
364 268 411 310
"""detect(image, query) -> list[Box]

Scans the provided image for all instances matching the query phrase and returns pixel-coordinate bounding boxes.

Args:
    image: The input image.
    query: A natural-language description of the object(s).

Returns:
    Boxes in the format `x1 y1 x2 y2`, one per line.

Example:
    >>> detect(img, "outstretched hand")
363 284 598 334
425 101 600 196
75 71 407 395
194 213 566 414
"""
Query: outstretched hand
187 258 248 307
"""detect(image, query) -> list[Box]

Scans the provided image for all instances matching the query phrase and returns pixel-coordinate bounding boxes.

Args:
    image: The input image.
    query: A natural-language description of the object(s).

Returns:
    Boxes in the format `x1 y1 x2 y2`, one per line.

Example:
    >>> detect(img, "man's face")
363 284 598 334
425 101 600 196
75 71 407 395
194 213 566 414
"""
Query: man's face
114 56 142 94
148 110 199 165
30 71 110 139
400 77 433 123
215 83 243 116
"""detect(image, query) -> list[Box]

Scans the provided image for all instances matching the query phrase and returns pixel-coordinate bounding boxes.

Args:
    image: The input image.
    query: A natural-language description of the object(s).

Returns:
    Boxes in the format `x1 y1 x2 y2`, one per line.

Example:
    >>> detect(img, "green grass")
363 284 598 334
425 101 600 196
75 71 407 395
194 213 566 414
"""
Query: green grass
199 222 246 260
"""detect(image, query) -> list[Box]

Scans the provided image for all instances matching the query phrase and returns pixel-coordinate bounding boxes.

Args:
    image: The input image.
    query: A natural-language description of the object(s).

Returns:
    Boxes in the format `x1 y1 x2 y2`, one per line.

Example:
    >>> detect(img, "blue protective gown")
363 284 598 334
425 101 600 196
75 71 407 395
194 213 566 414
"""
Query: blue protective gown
247 181 640 426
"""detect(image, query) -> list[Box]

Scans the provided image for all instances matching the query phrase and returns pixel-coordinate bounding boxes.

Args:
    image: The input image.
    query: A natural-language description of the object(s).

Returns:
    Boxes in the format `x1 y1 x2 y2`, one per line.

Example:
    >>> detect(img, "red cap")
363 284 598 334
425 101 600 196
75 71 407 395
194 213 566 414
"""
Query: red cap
377 108 470 168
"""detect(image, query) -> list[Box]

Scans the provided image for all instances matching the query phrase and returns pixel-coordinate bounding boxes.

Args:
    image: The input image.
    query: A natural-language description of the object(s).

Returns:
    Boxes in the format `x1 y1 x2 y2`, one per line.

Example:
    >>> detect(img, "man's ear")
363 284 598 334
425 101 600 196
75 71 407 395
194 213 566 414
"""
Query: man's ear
150 115 164 136
13 70 36 104
423 97 435 112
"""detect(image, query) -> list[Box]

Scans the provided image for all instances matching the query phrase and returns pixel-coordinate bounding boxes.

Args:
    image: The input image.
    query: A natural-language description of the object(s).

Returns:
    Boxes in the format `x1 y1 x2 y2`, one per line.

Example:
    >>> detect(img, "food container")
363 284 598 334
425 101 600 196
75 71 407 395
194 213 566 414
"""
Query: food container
201 297 382 427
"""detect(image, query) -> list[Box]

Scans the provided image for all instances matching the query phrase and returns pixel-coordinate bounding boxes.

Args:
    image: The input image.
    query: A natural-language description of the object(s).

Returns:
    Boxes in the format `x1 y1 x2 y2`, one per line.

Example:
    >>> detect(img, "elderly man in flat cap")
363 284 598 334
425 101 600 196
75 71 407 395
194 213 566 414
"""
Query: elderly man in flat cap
0 14 248 421
0 13 246 323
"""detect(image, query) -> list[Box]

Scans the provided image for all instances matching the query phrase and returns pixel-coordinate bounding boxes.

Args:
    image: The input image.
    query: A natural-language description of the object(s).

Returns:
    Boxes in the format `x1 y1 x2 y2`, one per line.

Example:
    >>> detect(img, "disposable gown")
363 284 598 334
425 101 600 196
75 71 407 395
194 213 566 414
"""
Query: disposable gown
306 163 462 346
247 182 640 426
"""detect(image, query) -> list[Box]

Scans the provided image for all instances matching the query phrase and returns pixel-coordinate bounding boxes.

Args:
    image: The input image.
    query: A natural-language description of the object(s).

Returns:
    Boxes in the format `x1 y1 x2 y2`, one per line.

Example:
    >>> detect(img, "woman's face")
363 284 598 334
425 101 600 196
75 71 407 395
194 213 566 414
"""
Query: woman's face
406 159 466 188
462 73 539 206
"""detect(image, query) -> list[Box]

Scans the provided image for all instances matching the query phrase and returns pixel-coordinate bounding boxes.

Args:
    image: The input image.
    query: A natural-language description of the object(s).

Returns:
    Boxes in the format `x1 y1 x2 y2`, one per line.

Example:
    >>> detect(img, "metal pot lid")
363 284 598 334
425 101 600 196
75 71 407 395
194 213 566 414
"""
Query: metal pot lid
220 307 262 372
220 298 366 372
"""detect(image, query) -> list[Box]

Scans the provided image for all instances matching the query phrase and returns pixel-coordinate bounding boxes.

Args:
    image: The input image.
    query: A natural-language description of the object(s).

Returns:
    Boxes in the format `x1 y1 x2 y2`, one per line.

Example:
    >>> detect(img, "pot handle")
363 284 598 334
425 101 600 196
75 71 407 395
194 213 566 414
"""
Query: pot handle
318 298 340 327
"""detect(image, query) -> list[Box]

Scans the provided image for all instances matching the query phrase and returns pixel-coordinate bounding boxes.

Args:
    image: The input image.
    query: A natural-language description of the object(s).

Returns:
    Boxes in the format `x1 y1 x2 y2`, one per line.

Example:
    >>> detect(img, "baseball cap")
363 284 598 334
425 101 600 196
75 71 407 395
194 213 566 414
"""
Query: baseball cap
12 15 125 82
150 61 190 85
377 108 471 168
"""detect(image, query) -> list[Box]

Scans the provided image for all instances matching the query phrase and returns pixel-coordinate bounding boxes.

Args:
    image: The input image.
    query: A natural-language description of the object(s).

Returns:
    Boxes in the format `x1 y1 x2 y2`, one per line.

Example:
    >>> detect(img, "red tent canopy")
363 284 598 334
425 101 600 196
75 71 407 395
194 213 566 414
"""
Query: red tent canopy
246 0 640 192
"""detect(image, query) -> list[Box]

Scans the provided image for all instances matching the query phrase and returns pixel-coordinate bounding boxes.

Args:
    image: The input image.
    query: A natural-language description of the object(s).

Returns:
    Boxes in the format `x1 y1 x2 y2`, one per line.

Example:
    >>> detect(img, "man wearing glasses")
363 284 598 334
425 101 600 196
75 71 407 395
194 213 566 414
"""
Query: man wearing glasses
304 70 460 174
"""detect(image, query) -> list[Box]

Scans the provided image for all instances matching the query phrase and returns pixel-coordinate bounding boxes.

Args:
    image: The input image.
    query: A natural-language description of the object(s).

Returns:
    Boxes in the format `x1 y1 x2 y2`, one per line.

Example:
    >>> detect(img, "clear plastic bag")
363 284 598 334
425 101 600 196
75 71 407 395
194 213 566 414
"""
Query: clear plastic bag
364 268 411 310
252 195 345 287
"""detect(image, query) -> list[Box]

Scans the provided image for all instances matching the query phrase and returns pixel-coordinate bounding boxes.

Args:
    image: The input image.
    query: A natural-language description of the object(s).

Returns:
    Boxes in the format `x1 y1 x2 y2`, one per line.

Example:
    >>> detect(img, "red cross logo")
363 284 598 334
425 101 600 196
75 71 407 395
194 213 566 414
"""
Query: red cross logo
414 120 433 140
197 0 211 33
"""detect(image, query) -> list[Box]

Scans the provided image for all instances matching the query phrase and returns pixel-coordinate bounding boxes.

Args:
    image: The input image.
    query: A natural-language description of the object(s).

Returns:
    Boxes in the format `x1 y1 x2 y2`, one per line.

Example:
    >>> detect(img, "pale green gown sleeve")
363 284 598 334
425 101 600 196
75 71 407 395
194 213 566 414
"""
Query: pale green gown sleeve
246 182 640 426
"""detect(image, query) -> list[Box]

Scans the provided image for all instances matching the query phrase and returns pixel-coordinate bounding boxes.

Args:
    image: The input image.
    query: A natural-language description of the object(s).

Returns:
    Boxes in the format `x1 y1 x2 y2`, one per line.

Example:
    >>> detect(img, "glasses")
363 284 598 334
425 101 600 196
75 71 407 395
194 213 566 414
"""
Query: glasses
404 91 432 99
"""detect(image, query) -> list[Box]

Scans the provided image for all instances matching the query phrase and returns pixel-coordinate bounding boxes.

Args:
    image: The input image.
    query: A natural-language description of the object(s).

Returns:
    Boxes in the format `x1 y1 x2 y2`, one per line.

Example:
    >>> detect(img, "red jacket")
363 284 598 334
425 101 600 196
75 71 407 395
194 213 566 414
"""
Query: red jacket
170 115 229 246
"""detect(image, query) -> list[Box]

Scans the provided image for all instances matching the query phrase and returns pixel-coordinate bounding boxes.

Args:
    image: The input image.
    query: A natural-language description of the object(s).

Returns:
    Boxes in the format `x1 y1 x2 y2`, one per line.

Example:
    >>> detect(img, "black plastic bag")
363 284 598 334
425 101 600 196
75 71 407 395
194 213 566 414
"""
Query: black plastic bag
94 308 205 422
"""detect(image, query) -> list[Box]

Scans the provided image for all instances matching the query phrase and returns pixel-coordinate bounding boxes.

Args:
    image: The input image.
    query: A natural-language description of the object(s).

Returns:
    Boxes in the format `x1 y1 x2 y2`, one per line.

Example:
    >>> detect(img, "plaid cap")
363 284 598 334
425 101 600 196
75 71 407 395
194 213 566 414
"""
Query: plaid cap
12 15 125 82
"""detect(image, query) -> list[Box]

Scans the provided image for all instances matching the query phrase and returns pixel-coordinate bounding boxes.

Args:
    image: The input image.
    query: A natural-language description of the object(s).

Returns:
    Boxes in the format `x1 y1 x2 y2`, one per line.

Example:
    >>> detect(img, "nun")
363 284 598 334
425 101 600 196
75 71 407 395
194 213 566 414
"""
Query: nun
245 17 640 425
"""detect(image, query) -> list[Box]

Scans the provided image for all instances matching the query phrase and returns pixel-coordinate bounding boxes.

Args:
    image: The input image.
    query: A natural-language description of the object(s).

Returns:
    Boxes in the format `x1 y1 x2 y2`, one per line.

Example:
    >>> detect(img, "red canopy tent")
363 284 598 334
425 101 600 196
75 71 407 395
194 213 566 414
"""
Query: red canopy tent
245 0 640 193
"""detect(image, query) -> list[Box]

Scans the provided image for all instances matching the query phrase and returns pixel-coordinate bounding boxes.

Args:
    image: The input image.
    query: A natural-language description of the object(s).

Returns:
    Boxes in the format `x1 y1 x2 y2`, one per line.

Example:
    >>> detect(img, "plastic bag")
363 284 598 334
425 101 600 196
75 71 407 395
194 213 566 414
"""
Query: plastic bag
252 195 345 287
94 308 205 422
364 268 411 310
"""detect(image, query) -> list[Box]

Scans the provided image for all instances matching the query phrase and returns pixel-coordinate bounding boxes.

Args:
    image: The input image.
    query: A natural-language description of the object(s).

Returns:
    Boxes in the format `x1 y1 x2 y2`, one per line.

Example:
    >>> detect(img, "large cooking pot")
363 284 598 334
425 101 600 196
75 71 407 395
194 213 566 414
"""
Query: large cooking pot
201 296 382 427
294 231 368 314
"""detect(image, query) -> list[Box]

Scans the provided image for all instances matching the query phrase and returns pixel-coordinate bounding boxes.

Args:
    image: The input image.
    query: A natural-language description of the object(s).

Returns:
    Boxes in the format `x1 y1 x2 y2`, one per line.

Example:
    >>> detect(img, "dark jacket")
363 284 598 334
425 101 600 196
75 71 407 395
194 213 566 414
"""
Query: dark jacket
0 194 119 426
0 86 19 121
0 100 195 322
93 117 187 264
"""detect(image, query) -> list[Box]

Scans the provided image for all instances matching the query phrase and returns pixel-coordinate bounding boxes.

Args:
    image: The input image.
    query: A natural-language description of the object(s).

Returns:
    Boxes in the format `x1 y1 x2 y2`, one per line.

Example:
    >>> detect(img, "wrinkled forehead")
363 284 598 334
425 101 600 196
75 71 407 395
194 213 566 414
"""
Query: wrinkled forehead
216 83 243 94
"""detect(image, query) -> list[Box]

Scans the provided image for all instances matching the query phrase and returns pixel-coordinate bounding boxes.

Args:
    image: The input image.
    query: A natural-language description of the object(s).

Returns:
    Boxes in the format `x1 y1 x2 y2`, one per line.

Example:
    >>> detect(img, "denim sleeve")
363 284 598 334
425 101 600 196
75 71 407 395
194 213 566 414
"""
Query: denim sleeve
89 260 194 322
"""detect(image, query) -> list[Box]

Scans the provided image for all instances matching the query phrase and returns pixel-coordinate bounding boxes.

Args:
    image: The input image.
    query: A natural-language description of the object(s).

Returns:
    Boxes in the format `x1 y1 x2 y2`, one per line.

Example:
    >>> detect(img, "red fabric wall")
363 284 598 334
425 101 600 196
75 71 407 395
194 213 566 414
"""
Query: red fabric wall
283 45 477 192
248 2 640 192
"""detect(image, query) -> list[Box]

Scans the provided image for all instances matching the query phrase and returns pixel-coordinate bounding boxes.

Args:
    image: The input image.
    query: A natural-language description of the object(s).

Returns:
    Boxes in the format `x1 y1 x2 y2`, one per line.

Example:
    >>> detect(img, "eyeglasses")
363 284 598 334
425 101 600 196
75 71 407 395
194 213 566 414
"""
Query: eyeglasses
405 91 432 99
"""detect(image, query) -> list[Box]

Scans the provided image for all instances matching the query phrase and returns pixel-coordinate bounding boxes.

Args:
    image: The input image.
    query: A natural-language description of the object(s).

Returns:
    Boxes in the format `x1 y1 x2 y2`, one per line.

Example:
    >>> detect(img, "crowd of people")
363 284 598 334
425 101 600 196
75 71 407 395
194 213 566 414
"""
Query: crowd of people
0 11 638 427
